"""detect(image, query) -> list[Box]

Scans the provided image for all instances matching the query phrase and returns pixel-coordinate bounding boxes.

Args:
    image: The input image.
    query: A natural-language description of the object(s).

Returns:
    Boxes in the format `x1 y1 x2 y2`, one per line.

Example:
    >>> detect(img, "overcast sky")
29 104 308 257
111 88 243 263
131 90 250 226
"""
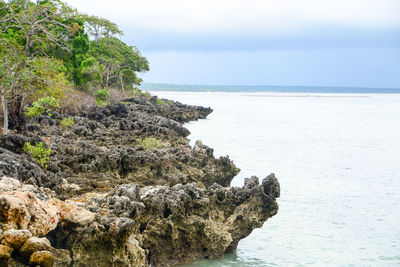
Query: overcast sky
65 0 400 88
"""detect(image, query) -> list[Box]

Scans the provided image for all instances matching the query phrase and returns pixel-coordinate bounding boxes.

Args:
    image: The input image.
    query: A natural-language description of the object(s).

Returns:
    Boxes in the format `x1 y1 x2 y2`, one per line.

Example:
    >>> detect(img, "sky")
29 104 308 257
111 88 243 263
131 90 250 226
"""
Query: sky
65 0 400 88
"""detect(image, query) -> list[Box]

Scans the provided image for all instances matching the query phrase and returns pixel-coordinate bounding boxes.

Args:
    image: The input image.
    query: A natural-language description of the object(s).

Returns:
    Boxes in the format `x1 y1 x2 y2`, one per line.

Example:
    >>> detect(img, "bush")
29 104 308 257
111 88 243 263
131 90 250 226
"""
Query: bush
132 88 151 99
60 116 75 128
108 88 134 104
140 91 151 99
95 89 109 106
23 142 51 168
59 89 96 115
108 88 151 104
26 97 60 118
155 99 164 105
136 137 165 149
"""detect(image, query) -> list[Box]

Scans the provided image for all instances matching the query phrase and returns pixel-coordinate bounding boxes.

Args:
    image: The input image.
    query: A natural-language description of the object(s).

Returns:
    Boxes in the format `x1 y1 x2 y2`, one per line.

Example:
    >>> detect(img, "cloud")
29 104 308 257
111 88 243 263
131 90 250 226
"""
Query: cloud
65 0 400 35
63 0 400 88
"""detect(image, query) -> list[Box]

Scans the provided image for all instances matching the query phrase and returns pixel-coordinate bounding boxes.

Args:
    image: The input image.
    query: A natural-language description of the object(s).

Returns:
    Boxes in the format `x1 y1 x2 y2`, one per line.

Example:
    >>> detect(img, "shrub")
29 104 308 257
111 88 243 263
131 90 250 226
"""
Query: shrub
107 88 133 104
23 142 51 168
59 89 96 115
108 88 151 104
136 137 165 149
140 91 151 99
95 89 109 106
60 116 75 128
135 88 151 99
155 99 164 105
26 96 60 118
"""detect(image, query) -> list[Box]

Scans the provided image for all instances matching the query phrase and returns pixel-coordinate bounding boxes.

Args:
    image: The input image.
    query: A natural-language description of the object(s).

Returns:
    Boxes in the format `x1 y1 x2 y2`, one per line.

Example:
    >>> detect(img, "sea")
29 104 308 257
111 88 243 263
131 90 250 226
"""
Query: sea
151 91 400 267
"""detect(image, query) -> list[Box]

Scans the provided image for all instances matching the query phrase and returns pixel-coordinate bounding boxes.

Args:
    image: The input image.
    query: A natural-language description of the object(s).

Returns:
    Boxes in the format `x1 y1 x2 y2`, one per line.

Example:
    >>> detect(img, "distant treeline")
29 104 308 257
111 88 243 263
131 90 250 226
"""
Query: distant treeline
141 83 400 94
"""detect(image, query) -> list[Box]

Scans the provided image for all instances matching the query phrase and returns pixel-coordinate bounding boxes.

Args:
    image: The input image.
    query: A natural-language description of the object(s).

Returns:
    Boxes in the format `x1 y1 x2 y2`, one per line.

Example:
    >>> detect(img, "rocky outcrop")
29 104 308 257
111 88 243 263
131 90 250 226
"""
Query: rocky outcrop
0 95 279 266
0 97 236 198
121 96 213 123
44 174 279 266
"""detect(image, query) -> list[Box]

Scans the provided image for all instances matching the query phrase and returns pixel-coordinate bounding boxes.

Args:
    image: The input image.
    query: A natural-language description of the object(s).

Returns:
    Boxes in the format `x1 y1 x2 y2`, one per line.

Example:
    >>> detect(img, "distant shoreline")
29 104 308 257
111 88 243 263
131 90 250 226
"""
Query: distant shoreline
241 94 371 98
140 83 400 94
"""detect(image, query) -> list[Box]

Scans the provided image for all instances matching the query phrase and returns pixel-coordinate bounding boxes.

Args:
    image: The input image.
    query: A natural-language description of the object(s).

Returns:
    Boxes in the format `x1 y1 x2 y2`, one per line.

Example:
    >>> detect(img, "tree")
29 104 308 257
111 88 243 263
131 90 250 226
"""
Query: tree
0 38 69 134
0 0 150 134
0 0 73 133
81 14 149 90
81 14 123 43
89 37 149 90
1 0 76 57
0 39 22 134
118 45 149 89
61 17 101 90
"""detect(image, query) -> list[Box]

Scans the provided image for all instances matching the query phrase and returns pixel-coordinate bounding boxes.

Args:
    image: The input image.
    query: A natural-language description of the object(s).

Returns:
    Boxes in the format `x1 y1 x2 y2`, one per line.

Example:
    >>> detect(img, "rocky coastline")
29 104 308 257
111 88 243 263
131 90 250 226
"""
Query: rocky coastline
0 96 280 266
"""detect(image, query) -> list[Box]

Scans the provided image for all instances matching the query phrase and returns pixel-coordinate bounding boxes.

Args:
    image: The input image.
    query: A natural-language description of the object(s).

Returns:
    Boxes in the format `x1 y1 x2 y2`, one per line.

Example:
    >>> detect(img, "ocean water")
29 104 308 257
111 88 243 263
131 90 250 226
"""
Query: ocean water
153 92 400 267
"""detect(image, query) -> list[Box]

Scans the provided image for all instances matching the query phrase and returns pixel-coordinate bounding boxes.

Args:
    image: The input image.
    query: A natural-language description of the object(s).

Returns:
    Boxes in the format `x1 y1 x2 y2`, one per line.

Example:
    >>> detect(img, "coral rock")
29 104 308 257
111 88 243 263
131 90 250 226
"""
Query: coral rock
29 250 54 267
20 237 51 257
0 244 13 259
3 229 32 248
64 207 95 226
0 190 59 236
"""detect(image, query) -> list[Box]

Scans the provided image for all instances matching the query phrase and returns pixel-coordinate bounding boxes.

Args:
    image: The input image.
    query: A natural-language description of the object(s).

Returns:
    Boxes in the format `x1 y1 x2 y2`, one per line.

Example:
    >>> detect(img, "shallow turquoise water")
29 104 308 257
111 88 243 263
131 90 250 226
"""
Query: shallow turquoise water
154 92 400 267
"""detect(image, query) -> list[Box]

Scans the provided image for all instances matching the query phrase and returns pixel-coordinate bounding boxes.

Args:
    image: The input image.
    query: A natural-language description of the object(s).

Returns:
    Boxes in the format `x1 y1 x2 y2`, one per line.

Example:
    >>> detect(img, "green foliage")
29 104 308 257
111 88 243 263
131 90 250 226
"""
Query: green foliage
120 101 130 105
23 142 51 168
81 15 123 42
95 89 109 101
1 0 76 57
155 99 164 105
28 58 71 101
88 37 149 89
0 37 70 132
26 97 60 118
60 116 75 128
136 137 165 149
95 89 109 105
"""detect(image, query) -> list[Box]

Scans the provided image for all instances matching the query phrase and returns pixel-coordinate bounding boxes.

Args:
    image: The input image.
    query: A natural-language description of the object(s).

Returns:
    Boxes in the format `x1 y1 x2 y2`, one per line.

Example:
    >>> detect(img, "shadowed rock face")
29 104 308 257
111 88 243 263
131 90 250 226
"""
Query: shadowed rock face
0 95 279 266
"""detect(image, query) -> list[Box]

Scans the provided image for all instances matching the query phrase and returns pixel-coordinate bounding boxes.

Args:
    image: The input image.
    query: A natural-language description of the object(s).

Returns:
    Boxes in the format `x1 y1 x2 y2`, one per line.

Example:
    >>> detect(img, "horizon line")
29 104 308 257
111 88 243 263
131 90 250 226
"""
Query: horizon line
141 82 400 90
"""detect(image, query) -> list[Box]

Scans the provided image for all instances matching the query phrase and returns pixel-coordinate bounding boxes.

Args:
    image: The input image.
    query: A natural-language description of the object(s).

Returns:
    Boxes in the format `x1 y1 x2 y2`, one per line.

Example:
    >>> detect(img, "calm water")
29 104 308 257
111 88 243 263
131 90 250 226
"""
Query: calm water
153 92 400 267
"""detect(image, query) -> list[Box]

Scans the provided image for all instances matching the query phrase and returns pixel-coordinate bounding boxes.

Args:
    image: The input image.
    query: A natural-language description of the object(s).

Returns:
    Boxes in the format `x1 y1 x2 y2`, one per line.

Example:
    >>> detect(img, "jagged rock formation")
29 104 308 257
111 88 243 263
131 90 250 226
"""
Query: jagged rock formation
0 95 279 266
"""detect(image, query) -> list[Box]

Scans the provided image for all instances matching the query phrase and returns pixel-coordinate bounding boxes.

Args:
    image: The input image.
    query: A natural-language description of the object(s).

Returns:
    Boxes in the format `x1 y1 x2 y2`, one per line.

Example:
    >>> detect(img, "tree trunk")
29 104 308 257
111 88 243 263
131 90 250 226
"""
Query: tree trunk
25 34 31 57
1 94 8 135
106 71 110 88
120 75 124 93
25 26 34 57
9 95 26 134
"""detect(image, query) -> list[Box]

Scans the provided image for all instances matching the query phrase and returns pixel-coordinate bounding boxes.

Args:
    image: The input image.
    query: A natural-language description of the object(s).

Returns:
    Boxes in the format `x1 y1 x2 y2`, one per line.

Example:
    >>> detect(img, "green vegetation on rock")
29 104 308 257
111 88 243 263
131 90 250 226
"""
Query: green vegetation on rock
136 137 165 149
155 99 164 105
26 97 60 118
95 89 109 106
60 116 75 129
23 142 51 168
